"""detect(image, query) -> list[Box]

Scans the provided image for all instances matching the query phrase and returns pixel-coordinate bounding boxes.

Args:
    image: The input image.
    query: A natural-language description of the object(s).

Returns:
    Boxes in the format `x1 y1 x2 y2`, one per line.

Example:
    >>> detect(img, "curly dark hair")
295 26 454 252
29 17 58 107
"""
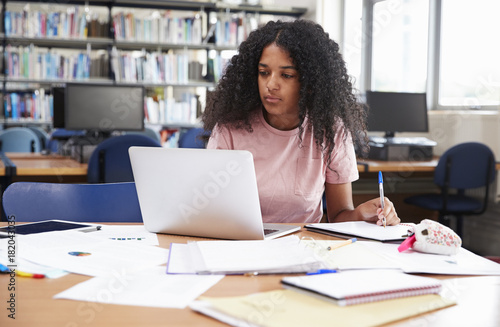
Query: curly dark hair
202 19 368 160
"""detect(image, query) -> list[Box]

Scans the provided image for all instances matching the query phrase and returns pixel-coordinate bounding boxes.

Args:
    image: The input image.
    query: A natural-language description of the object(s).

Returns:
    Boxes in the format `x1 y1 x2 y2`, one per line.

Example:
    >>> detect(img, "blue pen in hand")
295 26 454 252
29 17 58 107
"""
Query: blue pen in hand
379 171 386 228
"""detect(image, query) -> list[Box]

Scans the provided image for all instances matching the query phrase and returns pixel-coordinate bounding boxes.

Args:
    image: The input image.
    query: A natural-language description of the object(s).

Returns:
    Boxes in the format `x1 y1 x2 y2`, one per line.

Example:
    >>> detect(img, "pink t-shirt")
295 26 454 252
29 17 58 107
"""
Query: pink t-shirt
207 110 359 223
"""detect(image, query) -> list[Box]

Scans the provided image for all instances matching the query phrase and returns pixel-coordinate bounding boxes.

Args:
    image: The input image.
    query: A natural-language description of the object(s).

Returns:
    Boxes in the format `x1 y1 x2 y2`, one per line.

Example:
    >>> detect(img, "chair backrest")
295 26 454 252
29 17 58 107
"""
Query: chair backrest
434 142 496 190
87 134 161 183
2 182 142 222
178 128 208 148
0 127 42 153
27 126 50 150
125 127 162 144
47 128 86 154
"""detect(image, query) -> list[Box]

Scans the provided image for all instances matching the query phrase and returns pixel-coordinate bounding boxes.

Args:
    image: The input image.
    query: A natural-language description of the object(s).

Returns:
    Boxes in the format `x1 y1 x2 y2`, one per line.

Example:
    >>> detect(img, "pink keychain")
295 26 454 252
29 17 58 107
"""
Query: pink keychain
398 219 462 255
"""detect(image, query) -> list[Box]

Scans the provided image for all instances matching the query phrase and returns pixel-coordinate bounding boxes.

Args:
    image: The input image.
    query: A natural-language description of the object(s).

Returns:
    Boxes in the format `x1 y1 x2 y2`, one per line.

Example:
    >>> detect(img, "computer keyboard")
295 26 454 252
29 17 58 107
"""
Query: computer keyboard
264 228 279 235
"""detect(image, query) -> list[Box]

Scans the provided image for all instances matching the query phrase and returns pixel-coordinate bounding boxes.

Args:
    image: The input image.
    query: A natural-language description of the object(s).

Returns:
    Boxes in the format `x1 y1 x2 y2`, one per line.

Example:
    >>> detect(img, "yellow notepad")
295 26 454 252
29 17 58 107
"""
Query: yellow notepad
190 289 456 327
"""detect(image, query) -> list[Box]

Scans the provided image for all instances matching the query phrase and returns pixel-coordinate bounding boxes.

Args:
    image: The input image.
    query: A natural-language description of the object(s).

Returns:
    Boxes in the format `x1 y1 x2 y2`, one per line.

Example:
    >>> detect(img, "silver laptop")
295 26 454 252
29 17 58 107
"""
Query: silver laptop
129 147 300 240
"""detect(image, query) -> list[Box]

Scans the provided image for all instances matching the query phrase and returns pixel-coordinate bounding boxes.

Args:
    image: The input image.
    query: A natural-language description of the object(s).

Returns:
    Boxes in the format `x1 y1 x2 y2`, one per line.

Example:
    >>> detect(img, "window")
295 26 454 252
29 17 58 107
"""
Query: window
371 0 428 92
439 0 500 108
342 1 363 92
343 0 500 109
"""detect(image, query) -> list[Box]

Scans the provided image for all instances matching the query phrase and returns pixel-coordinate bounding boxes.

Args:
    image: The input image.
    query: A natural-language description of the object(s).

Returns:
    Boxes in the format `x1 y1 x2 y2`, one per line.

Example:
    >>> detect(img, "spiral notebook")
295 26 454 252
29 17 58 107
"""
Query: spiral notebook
281 270 442 306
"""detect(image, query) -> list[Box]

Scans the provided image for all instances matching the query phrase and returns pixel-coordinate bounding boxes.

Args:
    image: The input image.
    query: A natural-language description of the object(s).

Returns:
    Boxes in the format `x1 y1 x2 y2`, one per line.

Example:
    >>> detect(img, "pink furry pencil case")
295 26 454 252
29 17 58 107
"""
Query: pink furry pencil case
398 219 462 255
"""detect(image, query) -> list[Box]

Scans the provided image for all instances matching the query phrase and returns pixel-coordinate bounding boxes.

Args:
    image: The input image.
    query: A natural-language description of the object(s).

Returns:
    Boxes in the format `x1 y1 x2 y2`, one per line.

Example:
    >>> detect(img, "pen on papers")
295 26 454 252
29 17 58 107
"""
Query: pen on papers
79 225 102 233
16 271 45 279
306 269 338 275
379 171 386 228
326 238 357 251
0 263 10 273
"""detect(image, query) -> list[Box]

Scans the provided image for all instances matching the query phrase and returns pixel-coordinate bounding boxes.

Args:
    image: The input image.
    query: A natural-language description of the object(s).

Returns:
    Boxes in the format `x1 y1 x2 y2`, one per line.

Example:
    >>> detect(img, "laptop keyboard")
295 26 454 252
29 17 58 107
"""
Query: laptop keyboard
264 228 279 235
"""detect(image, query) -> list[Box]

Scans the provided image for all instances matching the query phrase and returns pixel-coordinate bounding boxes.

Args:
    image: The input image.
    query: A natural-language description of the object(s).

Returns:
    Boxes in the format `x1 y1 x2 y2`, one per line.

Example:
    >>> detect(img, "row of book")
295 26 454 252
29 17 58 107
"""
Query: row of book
3 89 52 121
212 12 259 46
4 6 109 39
2 89 198 125
4 45 108 80
111 47 200 84
144 92 199 125
112 11 203 44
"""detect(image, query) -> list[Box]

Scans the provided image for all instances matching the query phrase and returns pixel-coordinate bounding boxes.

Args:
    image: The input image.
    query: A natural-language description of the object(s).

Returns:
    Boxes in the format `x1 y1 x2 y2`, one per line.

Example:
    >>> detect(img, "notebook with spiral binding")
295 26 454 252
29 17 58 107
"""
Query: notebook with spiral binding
281 269 442 306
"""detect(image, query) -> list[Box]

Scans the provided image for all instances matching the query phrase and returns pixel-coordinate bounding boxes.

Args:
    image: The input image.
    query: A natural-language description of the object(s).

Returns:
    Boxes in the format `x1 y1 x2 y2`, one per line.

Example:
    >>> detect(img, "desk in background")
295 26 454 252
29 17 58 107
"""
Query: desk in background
0 152 87 184
354 158 500 222
357 157 439 174
0 223 499 327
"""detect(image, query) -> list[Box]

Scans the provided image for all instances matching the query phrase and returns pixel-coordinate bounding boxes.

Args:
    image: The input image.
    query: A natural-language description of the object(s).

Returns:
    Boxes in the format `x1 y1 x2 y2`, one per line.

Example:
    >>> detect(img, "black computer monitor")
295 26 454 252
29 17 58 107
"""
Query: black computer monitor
51 86 65 128
64 84 145 134
365 91 428 138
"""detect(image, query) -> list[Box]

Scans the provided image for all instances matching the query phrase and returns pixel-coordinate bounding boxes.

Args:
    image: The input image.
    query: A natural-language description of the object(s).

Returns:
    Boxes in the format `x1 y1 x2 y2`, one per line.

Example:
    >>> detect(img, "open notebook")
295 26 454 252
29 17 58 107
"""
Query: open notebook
306 221 414 242
281 269 442 306
129 147 299 240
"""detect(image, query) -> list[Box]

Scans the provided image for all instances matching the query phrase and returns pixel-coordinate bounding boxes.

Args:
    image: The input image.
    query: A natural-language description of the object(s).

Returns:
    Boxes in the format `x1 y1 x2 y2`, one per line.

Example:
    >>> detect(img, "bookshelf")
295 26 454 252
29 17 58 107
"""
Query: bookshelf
0 0 306 132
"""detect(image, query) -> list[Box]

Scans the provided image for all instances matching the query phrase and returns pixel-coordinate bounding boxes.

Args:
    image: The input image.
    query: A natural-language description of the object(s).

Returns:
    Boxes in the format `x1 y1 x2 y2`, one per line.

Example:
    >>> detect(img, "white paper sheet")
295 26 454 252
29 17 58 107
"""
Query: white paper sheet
16 230 168 276
299 240 401 270
363 242 500 275
188 235 326 274
167 243 197 274
54 266 224 308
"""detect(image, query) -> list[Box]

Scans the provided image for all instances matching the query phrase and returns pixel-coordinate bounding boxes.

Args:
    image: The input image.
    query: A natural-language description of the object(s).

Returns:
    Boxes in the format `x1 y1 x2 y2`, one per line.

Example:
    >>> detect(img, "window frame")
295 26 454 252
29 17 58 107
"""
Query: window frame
358 0 500 111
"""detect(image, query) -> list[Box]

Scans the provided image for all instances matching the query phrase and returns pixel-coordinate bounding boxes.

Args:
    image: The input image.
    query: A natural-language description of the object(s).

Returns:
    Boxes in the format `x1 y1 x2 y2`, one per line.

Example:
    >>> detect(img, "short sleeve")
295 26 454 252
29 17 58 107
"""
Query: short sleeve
325 127 359 184
207 125 233 150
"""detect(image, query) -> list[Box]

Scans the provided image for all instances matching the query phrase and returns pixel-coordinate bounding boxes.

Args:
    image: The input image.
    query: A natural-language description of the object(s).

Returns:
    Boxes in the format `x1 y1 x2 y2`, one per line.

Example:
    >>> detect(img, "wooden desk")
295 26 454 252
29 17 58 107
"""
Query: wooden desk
7 153 88 177
0 224 499 327
0 152 88 184
357 158 439 173
358 157 500 174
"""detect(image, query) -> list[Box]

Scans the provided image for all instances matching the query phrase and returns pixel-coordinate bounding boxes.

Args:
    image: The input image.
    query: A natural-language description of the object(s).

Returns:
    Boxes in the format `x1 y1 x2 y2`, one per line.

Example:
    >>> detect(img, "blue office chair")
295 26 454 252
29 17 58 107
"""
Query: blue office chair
2 182 142 222
404 142 496 237
178 128 209 148
87 134 161 183
47 128 86 154
27 126 50 150
125 127 162 144
0 127 42 152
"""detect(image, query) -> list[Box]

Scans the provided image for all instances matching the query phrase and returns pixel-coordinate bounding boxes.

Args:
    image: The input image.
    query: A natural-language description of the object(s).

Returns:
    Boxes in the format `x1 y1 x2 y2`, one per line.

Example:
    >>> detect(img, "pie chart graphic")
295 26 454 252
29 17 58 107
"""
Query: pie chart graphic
68 252 91 257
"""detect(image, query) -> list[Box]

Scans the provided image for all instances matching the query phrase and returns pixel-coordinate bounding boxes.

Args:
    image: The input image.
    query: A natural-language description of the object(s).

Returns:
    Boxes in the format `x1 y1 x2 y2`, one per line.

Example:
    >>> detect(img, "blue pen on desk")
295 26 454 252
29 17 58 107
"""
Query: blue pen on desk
306 269 337 275
379 171 386 228
0 263 10 273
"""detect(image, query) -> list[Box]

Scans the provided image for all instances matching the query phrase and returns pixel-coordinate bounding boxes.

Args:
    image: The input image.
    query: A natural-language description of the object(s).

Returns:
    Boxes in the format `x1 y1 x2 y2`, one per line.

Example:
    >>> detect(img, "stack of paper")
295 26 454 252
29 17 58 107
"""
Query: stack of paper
170 235 326 275
13 228 168 276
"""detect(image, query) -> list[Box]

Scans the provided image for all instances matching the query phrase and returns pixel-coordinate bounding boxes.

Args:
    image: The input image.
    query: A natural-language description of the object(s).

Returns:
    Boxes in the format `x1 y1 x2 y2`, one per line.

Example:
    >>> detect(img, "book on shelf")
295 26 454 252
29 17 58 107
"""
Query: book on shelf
4 5 108 39
4 44 103 81
3 89 52 121
212 11 259 46
144 92 198 125
110 47 192 84
112 9 203 44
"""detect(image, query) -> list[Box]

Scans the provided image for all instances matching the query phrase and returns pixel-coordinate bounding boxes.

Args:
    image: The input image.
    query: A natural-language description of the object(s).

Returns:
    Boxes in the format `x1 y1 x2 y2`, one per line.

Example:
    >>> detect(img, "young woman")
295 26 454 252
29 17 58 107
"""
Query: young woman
203 20 400 226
